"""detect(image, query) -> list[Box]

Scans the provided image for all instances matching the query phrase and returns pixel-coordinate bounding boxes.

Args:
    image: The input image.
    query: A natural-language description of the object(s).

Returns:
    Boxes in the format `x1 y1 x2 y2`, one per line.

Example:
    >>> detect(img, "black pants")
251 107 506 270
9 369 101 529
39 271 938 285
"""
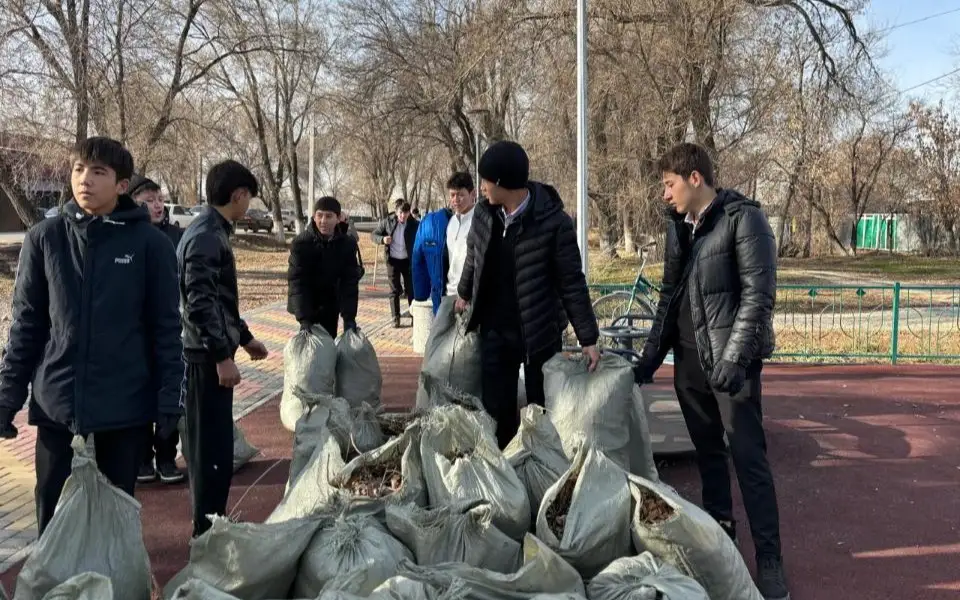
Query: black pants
183 359 235 537
673 344 782 557
387 257 413 319
143 424 179 467
480 328 559 449
35 425 146 537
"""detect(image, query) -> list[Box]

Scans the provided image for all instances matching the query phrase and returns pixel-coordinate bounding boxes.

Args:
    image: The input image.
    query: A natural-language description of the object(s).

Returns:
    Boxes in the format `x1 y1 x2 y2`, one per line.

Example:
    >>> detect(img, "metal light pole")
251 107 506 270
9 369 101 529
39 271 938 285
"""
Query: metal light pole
467 108 489 190
576 0 589 277
308 115 316 214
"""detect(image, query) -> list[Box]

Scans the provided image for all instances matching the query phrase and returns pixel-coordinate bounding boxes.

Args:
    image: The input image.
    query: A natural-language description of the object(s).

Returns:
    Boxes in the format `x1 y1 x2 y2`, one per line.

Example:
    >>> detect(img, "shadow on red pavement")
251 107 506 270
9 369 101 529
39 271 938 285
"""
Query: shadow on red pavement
4 360 960 599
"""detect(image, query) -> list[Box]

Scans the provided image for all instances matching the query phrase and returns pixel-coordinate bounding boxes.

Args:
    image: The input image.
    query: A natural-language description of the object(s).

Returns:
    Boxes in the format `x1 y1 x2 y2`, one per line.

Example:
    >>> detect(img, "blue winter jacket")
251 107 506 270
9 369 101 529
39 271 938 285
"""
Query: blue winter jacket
412 208 452 313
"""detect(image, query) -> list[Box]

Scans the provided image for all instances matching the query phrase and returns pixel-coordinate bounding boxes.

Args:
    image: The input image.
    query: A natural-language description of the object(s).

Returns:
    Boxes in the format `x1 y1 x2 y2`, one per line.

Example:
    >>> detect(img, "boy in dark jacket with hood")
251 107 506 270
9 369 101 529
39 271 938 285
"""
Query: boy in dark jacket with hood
454 141 600 448
287 196 362 337
129 173 185 484
0 137 183 537
637 142 788 600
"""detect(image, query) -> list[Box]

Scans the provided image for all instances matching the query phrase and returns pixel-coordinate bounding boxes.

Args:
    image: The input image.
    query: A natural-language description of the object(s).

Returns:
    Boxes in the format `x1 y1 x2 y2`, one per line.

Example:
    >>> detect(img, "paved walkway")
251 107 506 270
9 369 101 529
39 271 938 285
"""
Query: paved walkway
0 295 414 574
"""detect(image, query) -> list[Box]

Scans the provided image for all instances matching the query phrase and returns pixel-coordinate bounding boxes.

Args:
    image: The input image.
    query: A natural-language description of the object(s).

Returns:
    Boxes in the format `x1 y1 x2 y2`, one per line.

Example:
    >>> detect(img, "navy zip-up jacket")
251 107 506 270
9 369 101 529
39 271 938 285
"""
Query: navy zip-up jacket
0 196 183 434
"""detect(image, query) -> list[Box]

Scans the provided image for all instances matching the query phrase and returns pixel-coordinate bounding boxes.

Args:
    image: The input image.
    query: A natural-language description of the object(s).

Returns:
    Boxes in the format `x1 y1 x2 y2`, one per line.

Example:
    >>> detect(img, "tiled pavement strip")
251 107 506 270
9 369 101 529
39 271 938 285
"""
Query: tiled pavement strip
0 291 417 573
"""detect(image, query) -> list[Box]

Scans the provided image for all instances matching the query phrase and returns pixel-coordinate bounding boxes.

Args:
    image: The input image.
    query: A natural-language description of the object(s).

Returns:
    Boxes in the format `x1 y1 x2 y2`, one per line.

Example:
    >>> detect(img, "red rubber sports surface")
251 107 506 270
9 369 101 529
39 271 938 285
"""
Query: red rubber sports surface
3 360 959 599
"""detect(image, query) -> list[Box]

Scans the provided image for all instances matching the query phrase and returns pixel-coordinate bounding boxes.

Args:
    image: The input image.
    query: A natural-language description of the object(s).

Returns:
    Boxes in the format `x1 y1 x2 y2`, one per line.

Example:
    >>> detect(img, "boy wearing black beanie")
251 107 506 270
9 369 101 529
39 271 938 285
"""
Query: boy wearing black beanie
455 140 600 448
287 196 362 337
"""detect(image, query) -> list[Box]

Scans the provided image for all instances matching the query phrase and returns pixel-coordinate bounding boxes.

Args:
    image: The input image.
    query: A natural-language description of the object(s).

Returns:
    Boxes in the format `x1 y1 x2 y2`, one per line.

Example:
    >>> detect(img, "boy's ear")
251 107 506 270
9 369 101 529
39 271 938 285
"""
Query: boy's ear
116 178 130 194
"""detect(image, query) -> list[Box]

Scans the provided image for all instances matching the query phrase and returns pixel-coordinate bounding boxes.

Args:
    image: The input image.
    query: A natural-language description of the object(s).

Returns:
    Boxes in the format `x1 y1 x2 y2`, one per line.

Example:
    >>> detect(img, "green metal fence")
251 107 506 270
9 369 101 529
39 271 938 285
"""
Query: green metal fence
588 282 960 363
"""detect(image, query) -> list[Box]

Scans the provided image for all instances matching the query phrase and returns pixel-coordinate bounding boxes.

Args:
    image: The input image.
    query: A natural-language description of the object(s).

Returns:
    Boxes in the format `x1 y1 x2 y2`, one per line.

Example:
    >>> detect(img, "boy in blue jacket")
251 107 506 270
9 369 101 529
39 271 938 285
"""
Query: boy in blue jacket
412 172 476 313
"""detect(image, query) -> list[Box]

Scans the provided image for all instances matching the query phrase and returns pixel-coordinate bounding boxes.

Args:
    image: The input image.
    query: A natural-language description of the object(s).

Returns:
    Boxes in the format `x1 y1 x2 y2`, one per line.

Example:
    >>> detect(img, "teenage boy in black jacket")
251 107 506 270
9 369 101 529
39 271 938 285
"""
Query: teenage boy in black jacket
0 137 183 537
129 173 185 484
287 196 361 337
178 160 269 538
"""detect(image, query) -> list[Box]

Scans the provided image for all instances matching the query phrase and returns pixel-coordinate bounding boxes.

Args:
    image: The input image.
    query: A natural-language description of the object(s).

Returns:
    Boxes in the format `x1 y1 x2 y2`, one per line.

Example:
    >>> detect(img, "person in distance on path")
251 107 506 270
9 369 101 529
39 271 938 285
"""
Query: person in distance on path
636 142 789 600
178 160 269 538
371 199 420 328
455 140 600 449
129 174 186 485
0 137 183 537
287 196 362 338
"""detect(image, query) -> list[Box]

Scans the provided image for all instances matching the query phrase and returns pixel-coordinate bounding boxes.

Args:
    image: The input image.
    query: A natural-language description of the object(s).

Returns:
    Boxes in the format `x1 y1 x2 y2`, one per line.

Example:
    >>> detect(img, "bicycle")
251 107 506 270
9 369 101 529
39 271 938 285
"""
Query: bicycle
591 240 661 344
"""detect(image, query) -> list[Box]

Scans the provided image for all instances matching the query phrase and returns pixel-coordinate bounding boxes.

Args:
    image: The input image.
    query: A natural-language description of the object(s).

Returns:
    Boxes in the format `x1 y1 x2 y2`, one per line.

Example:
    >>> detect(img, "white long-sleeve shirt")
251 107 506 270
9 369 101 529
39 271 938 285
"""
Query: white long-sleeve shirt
445 206 475 296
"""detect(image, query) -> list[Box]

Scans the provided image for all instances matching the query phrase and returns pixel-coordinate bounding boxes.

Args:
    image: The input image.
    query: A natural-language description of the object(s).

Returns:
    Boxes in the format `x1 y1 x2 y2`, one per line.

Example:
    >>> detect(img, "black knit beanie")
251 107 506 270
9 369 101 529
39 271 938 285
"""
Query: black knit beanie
314 196 342 215
128 174 160 198
478 141 529 190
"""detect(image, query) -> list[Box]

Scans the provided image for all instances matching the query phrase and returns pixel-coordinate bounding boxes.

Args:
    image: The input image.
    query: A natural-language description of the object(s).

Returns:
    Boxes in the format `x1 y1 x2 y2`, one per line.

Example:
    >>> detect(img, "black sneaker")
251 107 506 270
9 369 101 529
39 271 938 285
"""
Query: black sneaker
393 318 401 329
157 462 186 484
756 554 790 600
137 463 157 483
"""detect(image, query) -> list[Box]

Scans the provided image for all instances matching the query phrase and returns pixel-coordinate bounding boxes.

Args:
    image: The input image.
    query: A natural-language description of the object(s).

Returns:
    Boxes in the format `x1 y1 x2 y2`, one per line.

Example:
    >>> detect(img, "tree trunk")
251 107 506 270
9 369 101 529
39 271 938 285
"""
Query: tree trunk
622 208 636 256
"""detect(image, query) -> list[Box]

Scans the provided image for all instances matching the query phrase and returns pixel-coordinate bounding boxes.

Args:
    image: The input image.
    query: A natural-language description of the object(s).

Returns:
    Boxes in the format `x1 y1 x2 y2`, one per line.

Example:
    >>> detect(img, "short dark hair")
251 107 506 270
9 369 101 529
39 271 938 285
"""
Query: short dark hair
313 196 342 215
446 172 474 192
206 160 259 207
70 137 134 181
396 200 411 213
657 143 715 188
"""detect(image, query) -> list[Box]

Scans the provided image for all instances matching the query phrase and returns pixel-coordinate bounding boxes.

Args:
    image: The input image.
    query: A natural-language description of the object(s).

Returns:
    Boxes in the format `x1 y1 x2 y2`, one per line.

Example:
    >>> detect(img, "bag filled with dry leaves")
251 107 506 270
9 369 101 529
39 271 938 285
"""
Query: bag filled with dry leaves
29 573 113 600
503 405 570 521
419 405 529 539
587 552 710 600
385 500 522 573
542 353 657 480
15 437 151 600
162 515 321 600
416 296 482 409
335 328 383 408
397 534 586 600
292 514 413 598
534 444 631 578
281 324 338 431
627 474 763 600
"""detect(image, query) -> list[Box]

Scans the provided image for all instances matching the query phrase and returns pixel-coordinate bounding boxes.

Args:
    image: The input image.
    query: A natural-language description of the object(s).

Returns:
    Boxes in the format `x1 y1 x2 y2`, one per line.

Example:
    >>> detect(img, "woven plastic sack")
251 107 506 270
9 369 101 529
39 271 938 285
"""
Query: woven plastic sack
416 296 481 408
398 534 586 599
349 402 387 455
535 445 631 578
367 577 438 600
336 329 383 408
286 398 352 493
503 405 570 521
627 474 763 600
163 515 321 600
420 406 530 539
587 552 710 600
543 354 657 479
34 573 113 600
417 373 485 412
178 421 260 474
232 423 259 472
270 424 425 524
293 515 413 597
15 437 151 600
386 500 522 573
529 595 586 600
281 325 337 431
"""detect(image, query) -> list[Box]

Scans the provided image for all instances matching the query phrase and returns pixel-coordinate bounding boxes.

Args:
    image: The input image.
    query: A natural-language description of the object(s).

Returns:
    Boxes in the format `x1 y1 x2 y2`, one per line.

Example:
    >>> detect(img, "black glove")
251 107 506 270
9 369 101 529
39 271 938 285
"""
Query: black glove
343 320 357 332
711 360 746 395
634 354 658 385
0 409 18 440
156 413 181 440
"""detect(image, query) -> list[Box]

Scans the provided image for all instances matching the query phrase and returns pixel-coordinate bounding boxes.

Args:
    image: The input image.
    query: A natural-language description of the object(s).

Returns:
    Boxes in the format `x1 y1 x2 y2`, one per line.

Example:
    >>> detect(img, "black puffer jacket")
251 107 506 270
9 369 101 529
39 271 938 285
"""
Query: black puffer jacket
287 222 361 325
458 182 599 354
0 197 182 434
642 189 777 374
178 206 252 363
